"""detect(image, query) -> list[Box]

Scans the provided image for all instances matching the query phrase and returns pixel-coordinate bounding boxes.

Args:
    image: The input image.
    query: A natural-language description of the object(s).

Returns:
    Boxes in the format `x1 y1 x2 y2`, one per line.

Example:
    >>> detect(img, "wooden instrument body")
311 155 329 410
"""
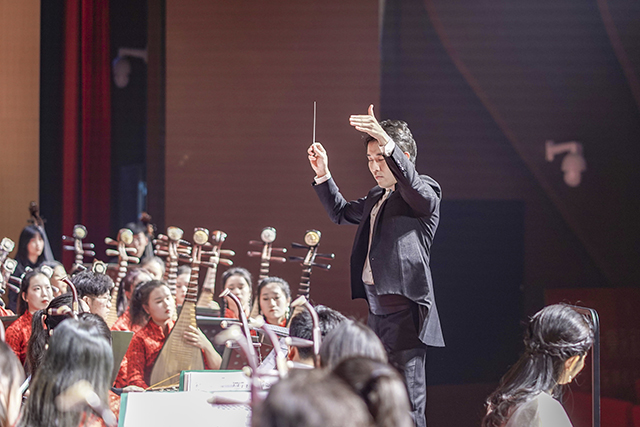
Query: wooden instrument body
149 229 210 388
62 225 96 273
289 230 334 300
154 230 184 297
247 228 286 318
104 230 139 328
196 231 234 309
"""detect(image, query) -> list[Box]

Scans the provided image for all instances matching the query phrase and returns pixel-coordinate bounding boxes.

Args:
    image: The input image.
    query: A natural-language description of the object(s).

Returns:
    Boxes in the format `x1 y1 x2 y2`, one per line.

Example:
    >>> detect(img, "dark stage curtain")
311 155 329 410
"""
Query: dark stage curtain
61 0 111 268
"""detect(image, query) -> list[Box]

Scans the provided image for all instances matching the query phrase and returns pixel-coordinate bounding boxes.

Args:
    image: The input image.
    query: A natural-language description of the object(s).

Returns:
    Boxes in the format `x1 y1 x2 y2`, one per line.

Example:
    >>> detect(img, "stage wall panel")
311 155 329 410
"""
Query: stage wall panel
0 0 40 254
166 1 379 318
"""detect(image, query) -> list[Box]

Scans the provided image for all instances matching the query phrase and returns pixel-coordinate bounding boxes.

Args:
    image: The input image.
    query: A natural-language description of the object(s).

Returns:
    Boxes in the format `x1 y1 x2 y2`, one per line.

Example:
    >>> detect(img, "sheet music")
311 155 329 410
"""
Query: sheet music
121 391 251 427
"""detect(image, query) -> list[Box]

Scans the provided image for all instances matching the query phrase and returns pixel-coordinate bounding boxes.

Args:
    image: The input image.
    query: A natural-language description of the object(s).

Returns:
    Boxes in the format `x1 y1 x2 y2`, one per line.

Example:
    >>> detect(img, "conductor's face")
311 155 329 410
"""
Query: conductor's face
367 141 397 189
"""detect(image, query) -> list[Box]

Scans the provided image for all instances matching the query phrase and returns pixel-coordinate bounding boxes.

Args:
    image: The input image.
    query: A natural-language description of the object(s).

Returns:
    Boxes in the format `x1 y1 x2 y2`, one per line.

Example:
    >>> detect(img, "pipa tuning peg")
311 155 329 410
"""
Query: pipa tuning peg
311 263 331 270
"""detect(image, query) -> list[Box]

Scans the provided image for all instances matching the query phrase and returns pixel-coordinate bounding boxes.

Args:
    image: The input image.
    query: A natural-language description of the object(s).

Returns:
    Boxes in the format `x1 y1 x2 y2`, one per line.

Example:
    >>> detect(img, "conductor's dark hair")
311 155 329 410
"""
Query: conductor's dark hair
333 357 413 427
17 269 50 316
289 305 346 361
16 225 44 267
0 341 25 427
71 270 113 298
319 320 387 370
254 369 373 427
130 280 168 327
364 120 417 164
18 318 113 427
482 304 594 427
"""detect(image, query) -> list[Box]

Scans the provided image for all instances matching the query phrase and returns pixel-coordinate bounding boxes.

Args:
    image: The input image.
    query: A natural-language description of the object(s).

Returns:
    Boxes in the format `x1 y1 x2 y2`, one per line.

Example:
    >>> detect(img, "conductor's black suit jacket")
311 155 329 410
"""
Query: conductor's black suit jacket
314 145 444 347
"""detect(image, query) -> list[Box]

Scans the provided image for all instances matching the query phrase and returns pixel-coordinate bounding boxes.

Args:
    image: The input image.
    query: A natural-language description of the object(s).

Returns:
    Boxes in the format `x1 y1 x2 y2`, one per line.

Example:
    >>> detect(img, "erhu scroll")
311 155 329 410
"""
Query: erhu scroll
149 227 213 389
62 225 95 273
289 230 334 300
104 229 139 328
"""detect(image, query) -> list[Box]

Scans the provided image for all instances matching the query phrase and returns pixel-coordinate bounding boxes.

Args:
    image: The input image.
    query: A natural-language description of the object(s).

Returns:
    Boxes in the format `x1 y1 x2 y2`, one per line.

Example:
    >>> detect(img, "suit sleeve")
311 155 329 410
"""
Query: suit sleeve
385 145 441 217
312 177 366 225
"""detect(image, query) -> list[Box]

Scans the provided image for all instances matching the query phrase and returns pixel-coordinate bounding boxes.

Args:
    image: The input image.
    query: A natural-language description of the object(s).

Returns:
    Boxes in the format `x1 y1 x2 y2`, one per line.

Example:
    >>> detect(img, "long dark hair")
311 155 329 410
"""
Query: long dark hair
333 357 413 427
0 341 25 427
26 294 79 376
16 225 44 267
482 304 594 427
18 318 113 427
130 280 168 327
255 369 373 427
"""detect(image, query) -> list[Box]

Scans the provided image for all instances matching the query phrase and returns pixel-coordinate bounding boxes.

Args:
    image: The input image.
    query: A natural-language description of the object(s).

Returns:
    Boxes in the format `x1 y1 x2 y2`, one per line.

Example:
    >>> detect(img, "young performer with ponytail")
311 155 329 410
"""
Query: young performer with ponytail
118 280 221 389
111 268 153 332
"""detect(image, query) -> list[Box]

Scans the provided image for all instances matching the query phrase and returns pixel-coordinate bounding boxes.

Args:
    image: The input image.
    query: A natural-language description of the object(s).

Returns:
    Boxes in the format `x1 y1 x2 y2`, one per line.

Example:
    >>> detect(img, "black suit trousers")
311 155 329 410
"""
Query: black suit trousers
368 304 428 427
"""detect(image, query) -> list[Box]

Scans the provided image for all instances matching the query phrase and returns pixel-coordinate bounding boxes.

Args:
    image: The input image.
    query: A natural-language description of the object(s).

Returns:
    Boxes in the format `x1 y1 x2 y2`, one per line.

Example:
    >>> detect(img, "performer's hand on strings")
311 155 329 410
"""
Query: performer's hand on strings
349 104 392 149
183 325 213 351
308 142 329 178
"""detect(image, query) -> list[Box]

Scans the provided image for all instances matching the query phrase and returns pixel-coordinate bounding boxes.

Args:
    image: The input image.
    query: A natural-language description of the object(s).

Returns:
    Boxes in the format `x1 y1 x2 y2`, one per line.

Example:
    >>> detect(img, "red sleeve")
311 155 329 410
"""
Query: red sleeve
113 353 128 388
5 321 26 364
108 390 121 422
122 335 148 389
111 315 128 331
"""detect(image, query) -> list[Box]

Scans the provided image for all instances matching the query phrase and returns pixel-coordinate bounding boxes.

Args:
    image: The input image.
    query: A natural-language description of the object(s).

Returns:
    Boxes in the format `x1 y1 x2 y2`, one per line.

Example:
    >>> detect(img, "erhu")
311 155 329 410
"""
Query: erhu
289 230 333 300
196 231 235 311
149 227 218 389
247 227 287 318
104 229 139 328
62 225 95 272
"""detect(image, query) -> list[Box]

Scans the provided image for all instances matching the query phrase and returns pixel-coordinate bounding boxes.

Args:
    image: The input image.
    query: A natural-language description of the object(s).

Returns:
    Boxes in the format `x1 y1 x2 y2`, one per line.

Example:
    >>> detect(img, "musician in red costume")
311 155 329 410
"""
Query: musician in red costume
6 269 52 364
111 268 153 332
257 277 291 328
117 280 221 389
221 267 253 319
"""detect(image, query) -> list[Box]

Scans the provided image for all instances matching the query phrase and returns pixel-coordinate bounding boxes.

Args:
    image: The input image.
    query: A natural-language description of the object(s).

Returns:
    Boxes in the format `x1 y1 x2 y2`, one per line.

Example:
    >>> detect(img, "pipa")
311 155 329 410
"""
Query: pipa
149 227 215 388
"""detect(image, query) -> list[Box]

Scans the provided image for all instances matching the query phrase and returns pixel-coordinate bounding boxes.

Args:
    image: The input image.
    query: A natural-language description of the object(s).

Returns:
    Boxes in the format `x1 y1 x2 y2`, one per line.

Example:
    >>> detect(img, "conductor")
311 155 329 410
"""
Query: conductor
308 105 444 427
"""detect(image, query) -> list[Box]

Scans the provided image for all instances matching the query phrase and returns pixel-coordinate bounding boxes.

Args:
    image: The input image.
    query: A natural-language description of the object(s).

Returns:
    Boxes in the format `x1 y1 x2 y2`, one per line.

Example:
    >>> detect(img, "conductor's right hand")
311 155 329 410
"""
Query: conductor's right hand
308 142 329 178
